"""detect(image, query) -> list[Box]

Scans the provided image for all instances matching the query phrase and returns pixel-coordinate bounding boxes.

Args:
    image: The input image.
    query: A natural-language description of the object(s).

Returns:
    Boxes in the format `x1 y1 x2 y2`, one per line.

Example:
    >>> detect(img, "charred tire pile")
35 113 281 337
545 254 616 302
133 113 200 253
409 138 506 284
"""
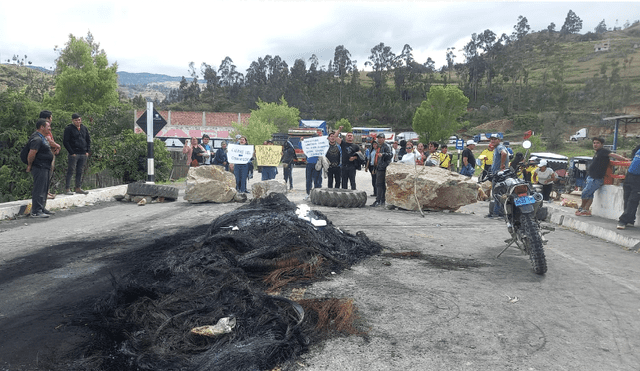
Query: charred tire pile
60 193 382 371
127 182 179 200
309 188 367 208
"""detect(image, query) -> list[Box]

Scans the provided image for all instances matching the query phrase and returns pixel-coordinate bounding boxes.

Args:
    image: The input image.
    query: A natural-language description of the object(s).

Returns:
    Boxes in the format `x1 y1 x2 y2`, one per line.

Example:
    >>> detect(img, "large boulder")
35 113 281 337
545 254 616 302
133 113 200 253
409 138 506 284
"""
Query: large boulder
184 165 237 203
385 163 478 211
251 180 288 199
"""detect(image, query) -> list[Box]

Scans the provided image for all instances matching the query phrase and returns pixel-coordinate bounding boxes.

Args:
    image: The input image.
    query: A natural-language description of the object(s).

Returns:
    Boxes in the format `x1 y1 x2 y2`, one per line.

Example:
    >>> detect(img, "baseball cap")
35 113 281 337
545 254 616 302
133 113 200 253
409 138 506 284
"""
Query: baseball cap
72 113 81 119
538 159 548 167
466 139 476 146
376 133 385 138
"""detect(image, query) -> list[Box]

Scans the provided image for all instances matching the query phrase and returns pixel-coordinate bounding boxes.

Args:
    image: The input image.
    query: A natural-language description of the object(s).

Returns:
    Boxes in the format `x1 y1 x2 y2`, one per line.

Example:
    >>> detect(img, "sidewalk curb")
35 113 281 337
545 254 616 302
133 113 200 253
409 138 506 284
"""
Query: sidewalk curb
547 206 640 252
0 185 128 220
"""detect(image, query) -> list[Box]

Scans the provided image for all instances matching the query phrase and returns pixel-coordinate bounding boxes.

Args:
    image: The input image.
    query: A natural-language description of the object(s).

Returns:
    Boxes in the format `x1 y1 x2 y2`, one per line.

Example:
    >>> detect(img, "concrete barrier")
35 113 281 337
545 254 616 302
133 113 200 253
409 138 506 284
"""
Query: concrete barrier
592 184 640 222
0 185 128 220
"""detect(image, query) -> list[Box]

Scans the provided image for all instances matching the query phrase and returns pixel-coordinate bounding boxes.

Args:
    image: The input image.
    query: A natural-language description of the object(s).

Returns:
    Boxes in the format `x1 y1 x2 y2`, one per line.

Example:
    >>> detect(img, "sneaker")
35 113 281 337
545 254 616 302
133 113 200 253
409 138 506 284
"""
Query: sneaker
617 223 626 230
65 189 74 195
626 223 635 227
30 212 49 218
303 195 309 200
75 188 88 195
370 201 380 207
42 209 55 215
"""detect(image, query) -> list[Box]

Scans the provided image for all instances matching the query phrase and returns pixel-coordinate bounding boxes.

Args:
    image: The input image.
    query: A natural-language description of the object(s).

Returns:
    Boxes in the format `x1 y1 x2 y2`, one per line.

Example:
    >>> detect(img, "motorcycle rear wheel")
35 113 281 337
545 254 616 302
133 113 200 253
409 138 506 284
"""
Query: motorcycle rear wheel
520 213 547 275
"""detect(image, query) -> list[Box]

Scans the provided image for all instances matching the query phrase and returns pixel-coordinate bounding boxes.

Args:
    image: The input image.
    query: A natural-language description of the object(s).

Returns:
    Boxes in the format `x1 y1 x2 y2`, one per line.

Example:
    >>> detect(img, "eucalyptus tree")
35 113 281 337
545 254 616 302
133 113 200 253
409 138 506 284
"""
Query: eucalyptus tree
200 63 219 107
560 10 583 35
333 45 353 105
365 42 397 98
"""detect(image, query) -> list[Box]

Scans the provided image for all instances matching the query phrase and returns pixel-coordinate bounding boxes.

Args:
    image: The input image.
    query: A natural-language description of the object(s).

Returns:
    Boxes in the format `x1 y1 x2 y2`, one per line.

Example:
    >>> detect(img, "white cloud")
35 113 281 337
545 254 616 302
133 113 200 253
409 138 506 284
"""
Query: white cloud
1 1 638 76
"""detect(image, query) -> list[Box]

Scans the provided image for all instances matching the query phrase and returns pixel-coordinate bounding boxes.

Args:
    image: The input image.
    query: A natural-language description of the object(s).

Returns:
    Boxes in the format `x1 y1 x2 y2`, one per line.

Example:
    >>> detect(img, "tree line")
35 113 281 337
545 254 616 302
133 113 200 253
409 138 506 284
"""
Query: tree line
152 10 639 133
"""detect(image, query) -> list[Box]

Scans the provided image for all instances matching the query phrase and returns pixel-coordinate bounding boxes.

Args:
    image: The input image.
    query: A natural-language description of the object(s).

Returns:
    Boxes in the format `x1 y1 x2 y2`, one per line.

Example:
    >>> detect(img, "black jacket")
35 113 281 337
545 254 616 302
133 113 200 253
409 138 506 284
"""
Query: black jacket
63 124 91 155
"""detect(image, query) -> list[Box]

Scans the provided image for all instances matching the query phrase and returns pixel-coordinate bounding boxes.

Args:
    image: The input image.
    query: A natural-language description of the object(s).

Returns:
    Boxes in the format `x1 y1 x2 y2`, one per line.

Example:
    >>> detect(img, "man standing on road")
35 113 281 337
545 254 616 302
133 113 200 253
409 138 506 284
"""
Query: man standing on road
39 110 61 199
336 127 360 190
26 119 55 218
260 140 278 180
201 134 212 165
460 140 476 177
617 145 640 229
371 133 392 207
300 136 321 200
325 130 342 188
63 113 90 195
213 141 229 171
576 137 628 216
488 134 509 217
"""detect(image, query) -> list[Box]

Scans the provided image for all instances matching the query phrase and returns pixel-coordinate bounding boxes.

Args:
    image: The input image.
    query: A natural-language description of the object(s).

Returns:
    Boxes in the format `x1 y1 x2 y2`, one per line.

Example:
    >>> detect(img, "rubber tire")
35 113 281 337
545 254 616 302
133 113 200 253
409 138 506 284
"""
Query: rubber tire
127 182 179 200
520 213 547 275
309 188 367 208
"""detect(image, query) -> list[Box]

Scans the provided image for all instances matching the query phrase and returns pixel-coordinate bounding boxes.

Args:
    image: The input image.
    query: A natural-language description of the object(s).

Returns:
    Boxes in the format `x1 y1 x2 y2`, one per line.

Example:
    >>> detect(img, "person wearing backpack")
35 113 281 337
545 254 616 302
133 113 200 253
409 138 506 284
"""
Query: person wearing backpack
26 119 55 218
39 110 61 199
63 113 91 195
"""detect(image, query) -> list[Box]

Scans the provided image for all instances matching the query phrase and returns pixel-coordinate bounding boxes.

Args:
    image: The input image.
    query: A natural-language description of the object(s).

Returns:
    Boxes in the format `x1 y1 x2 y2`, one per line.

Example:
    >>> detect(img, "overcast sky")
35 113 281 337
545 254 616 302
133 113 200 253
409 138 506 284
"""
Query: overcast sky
1 1 638 78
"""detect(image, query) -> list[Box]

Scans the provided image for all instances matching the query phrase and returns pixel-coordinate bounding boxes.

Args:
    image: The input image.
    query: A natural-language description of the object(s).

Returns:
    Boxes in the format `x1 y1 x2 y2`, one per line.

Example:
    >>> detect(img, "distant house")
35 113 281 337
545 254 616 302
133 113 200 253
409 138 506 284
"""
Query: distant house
133 110 250 147
594 39 610 52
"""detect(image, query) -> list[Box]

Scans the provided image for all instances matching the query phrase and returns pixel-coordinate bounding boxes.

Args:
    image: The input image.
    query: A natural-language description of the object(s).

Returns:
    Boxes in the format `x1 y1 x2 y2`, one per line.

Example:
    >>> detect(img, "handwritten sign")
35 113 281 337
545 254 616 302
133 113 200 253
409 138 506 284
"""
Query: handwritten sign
228 144 254 164
255 145 283 167
301 136 329 158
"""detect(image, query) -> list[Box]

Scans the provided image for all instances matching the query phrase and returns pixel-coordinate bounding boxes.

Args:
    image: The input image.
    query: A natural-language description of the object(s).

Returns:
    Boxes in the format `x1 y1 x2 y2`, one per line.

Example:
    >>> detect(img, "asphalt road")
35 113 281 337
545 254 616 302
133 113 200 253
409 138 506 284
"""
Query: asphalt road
0 166 638 370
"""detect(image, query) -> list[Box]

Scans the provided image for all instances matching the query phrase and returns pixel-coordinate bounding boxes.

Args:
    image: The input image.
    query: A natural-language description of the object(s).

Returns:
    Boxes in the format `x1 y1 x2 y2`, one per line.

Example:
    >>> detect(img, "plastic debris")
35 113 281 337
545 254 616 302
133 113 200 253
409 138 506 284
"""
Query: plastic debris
191 316 236 337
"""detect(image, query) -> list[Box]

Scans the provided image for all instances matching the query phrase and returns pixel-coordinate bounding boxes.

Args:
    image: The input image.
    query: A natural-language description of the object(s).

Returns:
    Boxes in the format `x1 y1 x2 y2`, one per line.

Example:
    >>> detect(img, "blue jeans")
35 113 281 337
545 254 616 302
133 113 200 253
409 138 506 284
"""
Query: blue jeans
66 154 87 189
581 176 604 200
234 163 249 192
261 166 277 181
305 163 321 194
283 164 293 188
460 163 474 177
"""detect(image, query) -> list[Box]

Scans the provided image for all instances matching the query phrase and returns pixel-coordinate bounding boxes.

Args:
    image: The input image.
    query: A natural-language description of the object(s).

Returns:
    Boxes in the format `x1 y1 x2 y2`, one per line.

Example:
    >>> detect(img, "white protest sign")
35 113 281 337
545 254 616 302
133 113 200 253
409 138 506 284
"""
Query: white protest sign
301 136 329 158
227 144 254 164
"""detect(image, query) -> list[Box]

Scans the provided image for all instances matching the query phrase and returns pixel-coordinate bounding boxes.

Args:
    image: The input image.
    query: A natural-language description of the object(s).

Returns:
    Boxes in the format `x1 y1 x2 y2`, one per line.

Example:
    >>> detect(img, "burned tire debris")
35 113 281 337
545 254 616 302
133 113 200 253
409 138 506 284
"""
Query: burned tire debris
58 193 383 371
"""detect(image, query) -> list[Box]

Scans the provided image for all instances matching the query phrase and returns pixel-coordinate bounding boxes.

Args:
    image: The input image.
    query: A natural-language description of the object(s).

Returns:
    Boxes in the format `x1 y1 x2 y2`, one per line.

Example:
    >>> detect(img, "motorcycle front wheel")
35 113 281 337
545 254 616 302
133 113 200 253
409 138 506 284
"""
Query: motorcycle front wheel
520 213 547 275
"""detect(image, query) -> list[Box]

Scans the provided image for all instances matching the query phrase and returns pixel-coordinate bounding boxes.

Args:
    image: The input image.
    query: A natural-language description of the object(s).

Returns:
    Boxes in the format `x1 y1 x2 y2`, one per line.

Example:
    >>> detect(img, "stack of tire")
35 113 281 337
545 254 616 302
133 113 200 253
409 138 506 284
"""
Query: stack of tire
127 182 179 201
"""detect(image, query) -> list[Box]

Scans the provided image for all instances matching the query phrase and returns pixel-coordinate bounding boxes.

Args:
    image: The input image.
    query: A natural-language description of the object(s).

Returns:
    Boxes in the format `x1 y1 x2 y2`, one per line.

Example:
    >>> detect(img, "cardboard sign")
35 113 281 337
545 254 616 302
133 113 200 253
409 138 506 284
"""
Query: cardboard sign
228 144 254 164
255 145 283 167
301 136 329 158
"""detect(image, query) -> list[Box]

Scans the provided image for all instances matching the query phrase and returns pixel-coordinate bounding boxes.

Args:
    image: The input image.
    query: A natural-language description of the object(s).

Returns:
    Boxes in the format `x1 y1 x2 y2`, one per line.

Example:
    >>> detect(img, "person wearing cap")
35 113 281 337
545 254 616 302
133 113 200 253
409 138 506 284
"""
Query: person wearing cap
534 159 557 201
63 113 90 195
488 134 509 217
371 132 392 207
460 140 476 177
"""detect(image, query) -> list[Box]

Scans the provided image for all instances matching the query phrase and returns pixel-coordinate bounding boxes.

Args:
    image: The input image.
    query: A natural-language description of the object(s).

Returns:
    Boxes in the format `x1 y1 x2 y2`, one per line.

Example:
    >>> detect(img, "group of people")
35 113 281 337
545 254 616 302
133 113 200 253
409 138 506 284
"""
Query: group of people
26 111 91 218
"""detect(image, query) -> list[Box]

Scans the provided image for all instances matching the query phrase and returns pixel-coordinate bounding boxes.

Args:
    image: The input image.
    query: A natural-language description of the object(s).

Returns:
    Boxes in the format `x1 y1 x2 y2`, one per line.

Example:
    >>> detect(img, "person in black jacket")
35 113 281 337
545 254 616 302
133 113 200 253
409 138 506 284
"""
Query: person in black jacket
371 133 393 207
26 119 55 218
280 140 296 190
63 113 91 195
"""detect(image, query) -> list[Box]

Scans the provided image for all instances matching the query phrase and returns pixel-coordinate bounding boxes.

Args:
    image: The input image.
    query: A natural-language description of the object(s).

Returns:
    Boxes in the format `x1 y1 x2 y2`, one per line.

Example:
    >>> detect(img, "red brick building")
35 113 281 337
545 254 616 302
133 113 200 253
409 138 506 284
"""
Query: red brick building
134 110 250 144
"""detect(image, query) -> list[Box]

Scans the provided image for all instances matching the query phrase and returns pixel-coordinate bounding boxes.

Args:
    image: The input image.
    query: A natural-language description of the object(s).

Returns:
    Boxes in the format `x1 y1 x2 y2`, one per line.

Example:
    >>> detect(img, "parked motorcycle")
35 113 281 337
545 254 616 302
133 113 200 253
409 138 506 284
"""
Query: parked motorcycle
480 165 552 275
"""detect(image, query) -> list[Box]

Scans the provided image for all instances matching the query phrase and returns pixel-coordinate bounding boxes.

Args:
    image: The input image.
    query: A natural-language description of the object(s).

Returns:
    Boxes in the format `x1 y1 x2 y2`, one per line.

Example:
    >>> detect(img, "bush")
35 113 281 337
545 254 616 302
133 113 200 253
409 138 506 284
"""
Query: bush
97 131 173 183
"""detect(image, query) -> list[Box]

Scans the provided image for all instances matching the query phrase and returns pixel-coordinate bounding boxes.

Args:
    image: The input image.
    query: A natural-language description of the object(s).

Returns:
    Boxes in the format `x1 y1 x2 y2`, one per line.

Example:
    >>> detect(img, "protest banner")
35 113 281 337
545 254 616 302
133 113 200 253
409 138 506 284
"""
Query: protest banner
228 144 255 164
301 136 329 158
255 145 283 167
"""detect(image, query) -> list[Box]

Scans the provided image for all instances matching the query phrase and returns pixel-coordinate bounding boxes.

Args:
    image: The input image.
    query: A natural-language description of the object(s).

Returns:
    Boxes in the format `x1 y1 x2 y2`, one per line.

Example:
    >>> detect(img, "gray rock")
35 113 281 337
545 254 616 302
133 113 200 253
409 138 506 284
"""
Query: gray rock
184 165 237 203
385 163 478 211
251 180 288 199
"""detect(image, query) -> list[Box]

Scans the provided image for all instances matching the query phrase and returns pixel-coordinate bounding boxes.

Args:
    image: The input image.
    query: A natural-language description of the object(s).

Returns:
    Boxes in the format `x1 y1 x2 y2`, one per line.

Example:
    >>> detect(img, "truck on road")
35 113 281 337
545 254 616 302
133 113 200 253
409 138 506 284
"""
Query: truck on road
570 128 588 141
